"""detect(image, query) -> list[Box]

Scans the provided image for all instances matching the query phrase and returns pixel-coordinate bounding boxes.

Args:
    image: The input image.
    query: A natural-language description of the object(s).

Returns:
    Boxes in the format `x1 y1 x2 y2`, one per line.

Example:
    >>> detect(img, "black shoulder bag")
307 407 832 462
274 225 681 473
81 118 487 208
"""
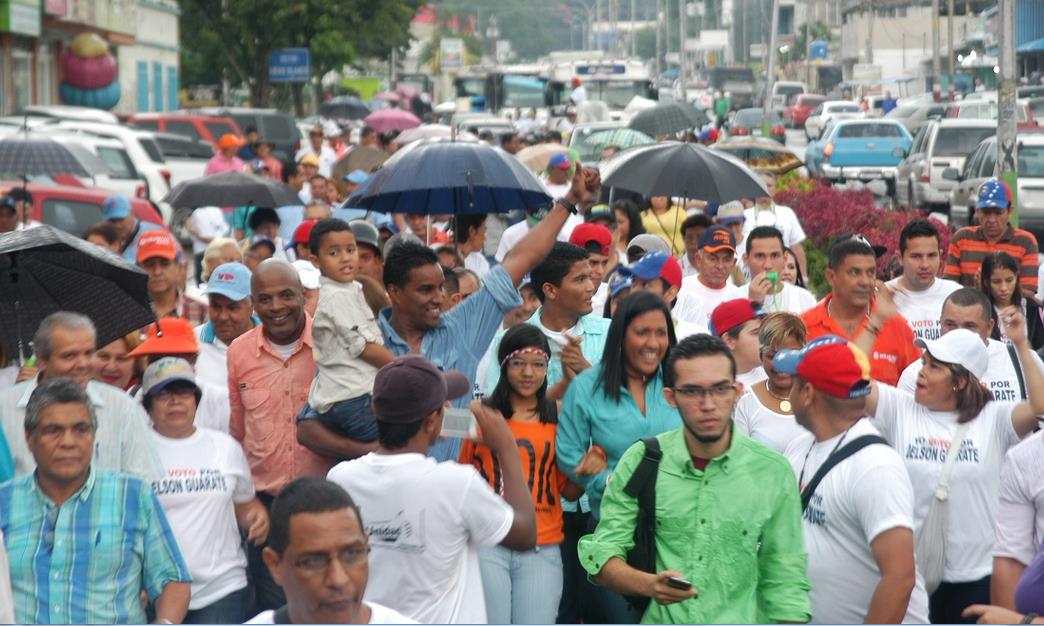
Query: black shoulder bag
621 436 663 612
800 435 888 511
1007 343 1027 400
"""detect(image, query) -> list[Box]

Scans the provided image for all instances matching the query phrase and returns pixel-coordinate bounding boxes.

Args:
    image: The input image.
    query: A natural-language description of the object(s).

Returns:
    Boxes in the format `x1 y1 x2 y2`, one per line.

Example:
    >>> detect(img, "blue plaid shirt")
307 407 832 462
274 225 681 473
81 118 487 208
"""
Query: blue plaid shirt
0 468 190 624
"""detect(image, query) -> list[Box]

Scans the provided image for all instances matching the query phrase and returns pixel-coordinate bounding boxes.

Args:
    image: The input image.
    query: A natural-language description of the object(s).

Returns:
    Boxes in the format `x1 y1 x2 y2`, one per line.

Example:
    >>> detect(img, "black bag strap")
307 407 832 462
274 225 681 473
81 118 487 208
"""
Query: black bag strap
623 436 663 500
272 605 292 624
1008 343 1027 401
801 435 888 511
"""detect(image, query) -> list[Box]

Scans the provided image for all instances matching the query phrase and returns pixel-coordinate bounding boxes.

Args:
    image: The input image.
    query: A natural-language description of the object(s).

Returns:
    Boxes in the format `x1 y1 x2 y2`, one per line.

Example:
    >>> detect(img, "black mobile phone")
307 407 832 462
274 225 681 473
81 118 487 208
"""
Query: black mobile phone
665 576 692 590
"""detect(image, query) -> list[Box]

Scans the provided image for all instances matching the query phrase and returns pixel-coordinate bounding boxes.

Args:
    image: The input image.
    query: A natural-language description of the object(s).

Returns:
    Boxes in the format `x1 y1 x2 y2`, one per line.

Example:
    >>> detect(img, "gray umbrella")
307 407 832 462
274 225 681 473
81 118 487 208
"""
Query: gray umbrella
163 171 302 209
628 103 710 138
599 141 768 202
0 136 112 177
0 225 154 362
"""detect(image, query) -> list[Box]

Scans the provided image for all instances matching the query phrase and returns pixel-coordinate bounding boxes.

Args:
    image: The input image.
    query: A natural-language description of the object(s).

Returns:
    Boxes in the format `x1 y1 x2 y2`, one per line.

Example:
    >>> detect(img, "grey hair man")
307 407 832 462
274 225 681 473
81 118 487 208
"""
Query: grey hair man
0 311 163 479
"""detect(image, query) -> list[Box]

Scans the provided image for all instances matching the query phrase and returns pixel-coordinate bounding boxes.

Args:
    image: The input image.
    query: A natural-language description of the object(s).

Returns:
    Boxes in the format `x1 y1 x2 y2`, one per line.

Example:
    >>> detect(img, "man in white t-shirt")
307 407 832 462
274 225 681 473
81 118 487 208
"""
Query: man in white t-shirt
326 355 537 624
194 262 257 394
886 219 961 341
993 430 1044 608
248 477 416 624
495 207 583 262
898 288 1044 402
745 172 809 281
186 205 229 279
542 153 574 200
710 298 767 387
744 225 818 314
775 336 929 624
674 225 746 328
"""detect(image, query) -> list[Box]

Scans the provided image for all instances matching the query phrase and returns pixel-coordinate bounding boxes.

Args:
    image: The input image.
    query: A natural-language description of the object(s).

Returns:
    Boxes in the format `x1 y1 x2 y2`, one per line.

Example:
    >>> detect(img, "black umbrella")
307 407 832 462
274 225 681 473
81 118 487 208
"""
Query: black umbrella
628 103 709 138
345 138 551 215
320 96 371 120
0 136 112 177
600 141 768 202
0 225 154 362
163 171 302 209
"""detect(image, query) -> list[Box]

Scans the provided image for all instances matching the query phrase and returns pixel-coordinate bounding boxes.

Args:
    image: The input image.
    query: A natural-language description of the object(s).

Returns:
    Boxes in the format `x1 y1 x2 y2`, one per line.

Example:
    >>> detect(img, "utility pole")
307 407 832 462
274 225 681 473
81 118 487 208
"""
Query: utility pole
656 0 663 74
947 0 955 98
631 0 638 56
679 0 687 95
865 0 873 65
596 0 604 51
764 0 780 137
804 0 812 86
931 0 941 96
997 0 1019 223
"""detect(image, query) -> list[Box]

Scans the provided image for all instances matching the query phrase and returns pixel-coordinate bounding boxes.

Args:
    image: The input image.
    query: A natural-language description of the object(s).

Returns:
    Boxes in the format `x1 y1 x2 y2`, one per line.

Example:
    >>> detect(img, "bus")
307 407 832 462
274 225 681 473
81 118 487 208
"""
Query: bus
545 59 654 112
453 64 549 113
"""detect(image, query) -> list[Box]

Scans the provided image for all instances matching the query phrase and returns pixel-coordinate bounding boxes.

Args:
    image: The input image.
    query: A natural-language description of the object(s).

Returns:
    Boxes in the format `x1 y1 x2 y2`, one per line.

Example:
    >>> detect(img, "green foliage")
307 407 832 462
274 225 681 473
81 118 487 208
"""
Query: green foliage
788 21 834 61
803 240 829 299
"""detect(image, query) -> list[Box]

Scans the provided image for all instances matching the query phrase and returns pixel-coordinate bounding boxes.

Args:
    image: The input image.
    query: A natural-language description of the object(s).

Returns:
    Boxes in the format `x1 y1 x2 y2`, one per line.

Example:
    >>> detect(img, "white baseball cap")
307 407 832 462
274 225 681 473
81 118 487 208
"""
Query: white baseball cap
292 259 321 290
915 328 988 380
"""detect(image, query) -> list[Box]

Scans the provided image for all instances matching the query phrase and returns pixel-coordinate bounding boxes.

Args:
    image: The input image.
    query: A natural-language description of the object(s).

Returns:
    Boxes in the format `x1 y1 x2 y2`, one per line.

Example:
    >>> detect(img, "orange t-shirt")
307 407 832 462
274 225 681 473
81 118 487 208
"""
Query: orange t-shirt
802 294 921 387
459 419 567 546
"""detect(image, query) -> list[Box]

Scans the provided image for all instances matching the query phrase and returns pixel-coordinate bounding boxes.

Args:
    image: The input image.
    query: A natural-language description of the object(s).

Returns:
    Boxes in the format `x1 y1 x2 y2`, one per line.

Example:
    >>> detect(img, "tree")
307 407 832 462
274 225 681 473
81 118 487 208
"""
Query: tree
418 27 484 74
789 21 834 61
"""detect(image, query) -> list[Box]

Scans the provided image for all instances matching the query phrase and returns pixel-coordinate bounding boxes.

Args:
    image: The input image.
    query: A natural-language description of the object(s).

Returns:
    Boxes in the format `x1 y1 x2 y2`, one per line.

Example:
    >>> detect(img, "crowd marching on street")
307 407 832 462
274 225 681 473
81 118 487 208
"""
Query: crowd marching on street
0 106 1044 626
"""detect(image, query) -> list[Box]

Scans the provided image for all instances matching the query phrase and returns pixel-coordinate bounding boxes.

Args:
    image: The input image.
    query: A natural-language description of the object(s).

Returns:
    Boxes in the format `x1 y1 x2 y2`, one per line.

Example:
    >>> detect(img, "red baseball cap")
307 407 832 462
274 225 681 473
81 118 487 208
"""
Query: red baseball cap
773 335 872 399
569 223 613 257
293 219 318 245
709 298 764 336
136 230 178 263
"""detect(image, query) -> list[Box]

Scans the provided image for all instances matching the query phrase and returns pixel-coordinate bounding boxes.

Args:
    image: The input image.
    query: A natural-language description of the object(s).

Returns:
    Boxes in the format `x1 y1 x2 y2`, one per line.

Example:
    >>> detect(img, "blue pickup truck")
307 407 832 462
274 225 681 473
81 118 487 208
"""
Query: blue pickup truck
805 119 913 194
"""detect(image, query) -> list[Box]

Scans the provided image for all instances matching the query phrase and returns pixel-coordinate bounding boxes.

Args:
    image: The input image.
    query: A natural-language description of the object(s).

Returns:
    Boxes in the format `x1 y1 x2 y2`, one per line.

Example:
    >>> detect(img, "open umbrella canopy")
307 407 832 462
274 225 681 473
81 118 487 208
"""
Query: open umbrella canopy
628 102 709 138
319 96 370 120
600 141 768 202
331 145 389 182
163 171 302 209
0 225 154 361
578 128 654 151
345 138 551 215
0 136 111 177
372 92 403 103
364 109 422 134
515 143 569 173
396 124 477 145
711 137 803 175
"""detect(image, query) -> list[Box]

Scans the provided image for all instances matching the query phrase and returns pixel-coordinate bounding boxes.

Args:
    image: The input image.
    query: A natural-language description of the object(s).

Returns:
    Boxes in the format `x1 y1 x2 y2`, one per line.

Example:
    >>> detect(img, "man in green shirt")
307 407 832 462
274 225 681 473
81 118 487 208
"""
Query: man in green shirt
578 334 811 624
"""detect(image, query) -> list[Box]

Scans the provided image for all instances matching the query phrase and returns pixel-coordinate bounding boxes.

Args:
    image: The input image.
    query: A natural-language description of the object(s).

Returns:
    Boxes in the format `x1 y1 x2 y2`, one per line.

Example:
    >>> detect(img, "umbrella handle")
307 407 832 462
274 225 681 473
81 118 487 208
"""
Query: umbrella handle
465 170 474 209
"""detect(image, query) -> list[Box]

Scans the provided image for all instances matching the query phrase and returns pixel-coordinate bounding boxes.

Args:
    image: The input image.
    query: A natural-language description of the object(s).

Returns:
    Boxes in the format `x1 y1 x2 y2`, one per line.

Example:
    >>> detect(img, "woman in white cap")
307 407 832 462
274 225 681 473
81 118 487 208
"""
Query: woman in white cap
143 357 270 624
862 303 1044 624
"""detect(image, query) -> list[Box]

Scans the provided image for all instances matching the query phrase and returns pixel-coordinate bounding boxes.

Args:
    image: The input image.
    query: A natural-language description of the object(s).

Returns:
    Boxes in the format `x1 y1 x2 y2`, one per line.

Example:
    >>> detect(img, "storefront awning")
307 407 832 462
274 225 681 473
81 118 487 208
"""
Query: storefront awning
1017 37 1044 53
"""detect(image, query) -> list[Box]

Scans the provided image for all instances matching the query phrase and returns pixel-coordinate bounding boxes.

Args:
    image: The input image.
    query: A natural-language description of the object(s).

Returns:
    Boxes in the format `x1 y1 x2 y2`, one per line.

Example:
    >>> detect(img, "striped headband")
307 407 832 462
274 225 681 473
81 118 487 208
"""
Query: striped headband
500 347 551 368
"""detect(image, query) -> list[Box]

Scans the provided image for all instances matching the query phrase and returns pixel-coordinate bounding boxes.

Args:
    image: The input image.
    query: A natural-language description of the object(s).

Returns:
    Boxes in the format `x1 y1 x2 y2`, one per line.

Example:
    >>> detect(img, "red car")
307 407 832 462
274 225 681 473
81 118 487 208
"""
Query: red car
784 94 826 128
2 178 164 237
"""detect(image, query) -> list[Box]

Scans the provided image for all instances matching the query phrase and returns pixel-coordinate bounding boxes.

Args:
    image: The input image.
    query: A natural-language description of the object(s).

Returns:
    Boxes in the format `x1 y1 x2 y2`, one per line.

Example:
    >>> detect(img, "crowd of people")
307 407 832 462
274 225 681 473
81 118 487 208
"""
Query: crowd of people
0 114 1042 626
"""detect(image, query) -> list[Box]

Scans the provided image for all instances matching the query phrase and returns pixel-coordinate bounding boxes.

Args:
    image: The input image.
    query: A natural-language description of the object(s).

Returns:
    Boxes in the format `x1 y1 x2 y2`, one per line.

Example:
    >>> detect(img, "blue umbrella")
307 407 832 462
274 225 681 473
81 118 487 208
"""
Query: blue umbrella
345 139 552 215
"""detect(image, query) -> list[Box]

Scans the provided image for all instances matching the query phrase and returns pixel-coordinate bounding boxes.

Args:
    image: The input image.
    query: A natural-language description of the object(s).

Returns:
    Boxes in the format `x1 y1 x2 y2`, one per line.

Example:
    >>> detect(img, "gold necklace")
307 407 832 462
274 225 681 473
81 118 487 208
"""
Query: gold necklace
764 380 792 413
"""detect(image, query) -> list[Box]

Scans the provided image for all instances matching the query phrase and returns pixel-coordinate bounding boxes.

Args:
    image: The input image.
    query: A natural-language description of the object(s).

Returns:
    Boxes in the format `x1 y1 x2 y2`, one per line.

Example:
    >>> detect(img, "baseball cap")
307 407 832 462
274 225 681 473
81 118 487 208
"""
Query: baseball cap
716 201 745 225
627 233 670 256
136 230 178 263
916 328 988 380
608 271 633 297
773 335 872 399
699 225 736 253
0 195 16 213
618 250 683 289
292 259 321 290
206 262 252 302
344 169 369 185
141 357 199 398
833 232 887 258
586 204 615 224
349 220 382 254
292 220 318 246
709 298 764 336
569 223 613 257
976 178 1012 211
371 354 470 423
218 134 244 151
298 154 320 167
103 195 132 220
548 153 573 170
129 318 200 357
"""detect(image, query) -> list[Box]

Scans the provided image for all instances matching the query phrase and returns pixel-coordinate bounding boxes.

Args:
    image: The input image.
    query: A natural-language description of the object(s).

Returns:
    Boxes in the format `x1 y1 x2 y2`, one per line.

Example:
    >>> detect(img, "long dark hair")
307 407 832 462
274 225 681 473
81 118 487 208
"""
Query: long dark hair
784 246 806 289
613 199 645 239
980 251 1022 309
489 324 557 424
597 291 677 402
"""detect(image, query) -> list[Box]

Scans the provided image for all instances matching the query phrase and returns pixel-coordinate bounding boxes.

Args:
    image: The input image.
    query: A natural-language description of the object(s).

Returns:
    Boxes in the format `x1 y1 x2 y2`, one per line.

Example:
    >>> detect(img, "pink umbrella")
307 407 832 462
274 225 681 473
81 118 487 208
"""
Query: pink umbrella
364 108 421 133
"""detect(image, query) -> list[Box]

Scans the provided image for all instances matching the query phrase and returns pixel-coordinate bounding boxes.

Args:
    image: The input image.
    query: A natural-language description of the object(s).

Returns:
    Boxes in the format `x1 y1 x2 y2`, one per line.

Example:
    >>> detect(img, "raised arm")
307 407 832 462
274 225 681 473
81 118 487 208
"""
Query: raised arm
1001 306 1044 435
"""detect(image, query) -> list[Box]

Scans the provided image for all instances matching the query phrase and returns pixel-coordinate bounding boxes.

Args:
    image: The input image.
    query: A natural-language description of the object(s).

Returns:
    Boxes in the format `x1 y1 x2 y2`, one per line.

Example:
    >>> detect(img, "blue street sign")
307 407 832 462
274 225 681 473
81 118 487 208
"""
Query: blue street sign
809 41 829 62
269 48 310 83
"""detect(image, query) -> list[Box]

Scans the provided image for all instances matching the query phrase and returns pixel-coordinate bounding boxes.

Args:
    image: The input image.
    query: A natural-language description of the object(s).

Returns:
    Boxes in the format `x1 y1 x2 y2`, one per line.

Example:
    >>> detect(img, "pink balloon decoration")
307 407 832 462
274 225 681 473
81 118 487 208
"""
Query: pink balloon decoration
62 51 117 90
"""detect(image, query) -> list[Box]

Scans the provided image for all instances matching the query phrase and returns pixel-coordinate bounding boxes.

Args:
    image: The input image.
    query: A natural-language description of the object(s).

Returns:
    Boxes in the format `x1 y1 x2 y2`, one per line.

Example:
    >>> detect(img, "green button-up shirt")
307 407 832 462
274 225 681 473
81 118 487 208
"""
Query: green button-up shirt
578 427 811 624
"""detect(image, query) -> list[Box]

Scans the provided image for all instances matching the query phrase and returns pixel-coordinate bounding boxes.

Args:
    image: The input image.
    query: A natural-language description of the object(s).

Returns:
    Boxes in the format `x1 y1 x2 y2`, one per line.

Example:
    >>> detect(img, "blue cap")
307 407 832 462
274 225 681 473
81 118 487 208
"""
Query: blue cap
609 271 633 297
0 195 15 212
618 250 683 288
975 178 1012 210
548 153 573 169
206 262 252 302
103 195 132 220
344 169 369 184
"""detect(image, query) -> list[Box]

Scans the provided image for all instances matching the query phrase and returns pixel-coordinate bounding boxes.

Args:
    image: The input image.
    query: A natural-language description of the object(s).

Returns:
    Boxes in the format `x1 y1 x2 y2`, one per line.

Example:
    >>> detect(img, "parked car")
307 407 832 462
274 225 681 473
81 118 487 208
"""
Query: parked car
727 108 786 143
895 119 996 210
192 107 302 161
783 94 826 128
127 113 242 149
771 81 807 108
805 100 864 140
885 102 948 135
152 132 212 186
945 134 1044 233
1 178 161 236
19 105 119 124
805 119 912 193
944 99 1039 131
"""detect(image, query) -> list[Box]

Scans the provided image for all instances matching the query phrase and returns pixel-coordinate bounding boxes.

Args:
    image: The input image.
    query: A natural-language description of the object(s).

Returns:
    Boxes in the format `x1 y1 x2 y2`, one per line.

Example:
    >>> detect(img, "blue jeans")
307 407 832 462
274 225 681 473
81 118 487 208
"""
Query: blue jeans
479 543 563 624
297 393 378 441
184 586 249 624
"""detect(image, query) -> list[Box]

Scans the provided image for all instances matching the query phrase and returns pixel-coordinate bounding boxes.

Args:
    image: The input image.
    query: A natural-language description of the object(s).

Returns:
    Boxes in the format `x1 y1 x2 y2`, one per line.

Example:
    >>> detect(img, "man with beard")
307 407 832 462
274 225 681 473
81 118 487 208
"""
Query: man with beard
577 334 811 624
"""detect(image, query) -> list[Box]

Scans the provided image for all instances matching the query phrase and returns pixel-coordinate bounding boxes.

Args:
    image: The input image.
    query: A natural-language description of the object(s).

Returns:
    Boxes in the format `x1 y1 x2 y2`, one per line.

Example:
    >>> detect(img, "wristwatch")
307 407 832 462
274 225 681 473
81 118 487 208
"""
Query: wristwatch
556 197 578 215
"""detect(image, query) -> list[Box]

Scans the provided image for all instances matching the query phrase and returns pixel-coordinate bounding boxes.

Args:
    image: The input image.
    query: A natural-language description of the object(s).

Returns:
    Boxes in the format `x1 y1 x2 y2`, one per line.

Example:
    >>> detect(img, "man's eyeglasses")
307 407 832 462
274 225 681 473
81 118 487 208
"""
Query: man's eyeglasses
293 545 370 574
671 383 737 401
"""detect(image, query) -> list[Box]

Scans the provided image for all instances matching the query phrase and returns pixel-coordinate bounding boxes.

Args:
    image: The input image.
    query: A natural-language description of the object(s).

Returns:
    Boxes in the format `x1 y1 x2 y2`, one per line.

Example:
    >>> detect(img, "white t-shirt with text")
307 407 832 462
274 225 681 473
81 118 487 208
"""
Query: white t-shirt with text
885 277 962 341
